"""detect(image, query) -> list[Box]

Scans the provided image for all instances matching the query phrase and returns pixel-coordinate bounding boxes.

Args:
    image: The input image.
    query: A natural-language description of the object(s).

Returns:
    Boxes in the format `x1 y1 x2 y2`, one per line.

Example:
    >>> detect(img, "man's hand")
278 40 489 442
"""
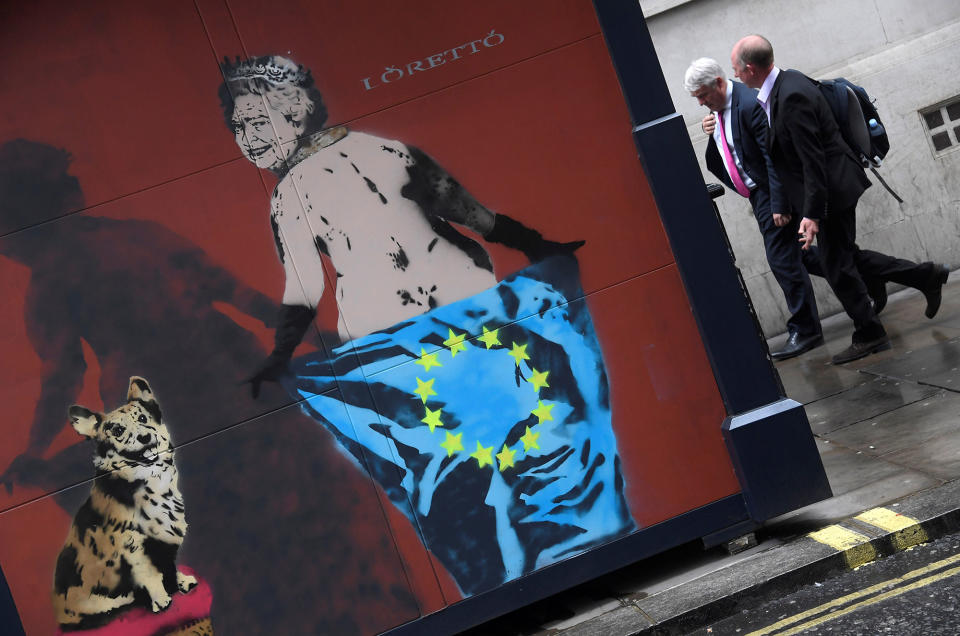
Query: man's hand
702 113 717 135
798 217 819 250
773 213 792 227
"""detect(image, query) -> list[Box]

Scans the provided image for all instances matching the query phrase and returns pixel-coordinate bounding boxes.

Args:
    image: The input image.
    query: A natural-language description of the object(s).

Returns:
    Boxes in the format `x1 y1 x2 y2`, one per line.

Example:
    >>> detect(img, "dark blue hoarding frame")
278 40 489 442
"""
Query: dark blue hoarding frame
591 1 830 523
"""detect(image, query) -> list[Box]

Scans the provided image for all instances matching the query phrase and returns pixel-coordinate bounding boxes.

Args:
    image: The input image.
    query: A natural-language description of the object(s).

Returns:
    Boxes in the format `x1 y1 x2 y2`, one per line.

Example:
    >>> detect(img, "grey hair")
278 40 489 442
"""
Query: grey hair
683 57 725 92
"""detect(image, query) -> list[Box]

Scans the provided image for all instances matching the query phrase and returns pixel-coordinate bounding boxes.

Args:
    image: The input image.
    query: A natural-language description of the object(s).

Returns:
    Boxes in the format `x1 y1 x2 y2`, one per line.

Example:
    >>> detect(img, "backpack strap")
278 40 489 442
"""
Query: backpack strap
841 85 872 165
869 166 904 204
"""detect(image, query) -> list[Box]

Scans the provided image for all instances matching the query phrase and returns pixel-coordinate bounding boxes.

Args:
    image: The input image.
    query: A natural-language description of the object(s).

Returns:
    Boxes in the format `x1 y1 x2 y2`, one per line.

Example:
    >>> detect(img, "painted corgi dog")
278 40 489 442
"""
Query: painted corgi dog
52 376 195 629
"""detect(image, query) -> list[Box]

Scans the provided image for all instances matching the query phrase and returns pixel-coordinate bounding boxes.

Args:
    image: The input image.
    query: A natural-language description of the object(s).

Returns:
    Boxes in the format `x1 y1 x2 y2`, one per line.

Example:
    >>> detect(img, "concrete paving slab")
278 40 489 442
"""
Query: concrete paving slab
541 596 624 631
604 539 784 599
775 356 864 405
859 335 960 391
839 322 960 374
881 433 960 482
631 535 840 631
825 390 960 461
816 437 939 499
558 605 652 636
804 375 941 435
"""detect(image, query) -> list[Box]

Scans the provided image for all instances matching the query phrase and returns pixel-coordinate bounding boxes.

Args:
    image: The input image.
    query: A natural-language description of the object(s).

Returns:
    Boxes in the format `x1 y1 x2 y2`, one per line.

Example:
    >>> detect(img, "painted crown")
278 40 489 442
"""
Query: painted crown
224 57 307 86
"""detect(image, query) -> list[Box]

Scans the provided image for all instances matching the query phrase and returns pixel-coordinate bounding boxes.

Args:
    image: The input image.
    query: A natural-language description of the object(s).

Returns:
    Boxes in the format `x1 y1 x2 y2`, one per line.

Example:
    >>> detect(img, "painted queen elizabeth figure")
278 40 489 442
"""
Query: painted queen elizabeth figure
219 55 635 595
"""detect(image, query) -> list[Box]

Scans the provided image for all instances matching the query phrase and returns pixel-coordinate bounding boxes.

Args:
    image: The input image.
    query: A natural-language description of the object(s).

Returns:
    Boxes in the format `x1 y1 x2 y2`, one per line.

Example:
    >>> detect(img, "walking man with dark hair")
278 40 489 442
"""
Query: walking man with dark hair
731 35 949 364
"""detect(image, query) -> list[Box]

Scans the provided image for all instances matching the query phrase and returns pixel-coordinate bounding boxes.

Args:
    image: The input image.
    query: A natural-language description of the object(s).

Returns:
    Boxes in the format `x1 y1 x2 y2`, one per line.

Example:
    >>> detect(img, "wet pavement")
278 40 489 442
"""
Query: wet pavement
464 274 960 635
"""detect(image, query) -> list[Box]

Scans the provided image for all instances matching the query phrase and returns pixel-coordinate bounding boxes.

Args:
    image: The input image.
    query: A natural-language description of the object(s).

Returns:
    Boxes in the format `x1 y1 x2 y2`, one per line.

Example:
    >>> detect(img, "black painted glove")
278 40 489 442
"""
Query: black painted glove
484 213 584 262
246 304 316 399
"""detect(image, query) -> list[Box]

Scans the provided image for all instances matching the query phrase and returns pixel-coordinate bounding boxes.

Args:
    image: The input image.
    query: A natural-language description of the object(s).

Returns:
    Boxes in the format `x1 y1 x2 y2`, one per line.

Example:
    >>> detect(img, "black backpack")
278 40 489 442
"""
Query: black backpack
817 77 901 201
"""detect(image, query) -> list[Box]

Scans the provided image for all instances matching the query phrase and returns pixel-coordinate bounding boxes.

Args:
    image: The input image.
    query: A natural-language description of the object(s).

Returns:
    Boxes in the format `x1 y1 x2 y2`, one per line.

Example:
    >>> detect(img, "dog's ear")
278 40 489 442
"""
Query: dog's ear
127 377 155 404
127 376 162 422
68 406 101 438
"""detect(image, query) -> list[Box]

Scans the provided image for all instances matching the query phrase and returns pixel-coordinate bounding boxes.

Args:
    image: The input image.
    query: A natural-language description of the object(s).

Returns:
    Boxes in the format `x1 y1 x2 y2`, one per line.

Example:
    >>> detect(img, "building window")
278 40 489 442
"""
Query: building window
921 96 960 156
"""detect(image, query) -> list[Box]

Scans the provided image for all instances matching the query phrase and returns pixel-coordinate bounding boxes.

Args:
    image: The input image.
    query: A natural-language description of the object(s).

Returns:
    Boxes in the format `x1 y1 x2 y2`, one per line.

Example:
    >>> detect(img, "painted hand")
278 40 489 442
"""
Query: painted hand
0 452 44 494
244 352 292 399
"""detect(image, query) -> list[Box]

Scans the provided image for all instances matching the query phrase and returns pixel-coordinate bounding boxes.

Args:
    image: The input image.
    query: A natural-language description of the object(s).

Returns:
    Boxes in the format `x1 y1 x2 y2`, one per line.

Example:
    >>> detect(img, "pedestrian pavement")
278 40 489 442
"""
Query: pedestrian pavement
464 274 960 635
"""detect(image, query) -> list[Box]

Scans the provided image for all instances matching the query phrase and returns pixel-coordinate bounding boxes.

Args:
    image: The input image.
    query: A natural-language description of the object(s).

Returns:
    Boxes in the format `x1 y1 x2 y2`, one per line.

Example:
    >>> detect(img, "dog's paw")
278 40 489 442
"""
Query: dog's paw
177 572 198 593
150 593 172 613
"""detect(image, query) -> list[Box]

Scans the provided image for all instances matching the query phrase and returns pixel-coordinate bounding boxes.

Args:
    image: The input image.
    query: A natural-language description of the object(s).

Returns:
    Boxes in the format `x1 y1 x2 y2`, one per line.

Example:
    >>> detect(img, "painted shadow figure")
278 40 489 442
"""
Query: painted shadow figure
0 140 283 498
221 55 636 595
0 140 419 634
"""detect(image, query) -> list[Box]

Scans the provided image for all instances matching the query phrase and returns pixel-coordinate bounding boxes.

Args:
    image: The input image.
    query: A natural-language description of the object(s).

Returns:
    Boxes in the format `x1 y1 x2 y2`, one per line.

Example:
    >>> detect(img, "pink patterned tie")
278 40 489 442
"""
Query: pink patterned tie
717 111 751 198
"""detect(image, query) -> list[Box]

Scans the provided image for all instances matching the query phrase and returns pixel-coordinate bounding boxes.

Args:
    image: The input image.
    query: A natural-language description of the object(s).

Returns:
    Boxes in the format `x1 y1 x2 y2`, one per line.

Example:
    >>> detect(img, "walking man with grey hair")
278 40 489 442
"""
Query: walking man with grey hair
685 57 822 359
731 35 949 364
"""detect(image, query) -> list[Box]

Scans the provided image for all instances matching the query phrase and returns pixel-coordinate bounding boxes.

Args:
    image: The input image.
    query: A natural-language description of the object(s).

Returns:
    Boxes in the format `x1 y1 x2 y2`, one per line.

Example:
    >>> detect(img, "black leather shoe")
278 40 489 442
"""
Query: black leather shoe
831 335 892 365
867 282 888 314
771 332 825 361
923 264 950 319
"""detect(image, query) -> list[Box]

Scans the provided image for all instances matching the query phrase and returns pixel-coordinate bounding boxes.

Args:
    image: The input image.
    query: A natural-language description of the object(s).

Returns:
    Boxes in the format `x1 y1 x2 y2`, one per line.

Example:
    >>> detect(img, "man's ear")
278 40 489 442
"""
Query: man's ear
127 376 155 404
68 406 101 438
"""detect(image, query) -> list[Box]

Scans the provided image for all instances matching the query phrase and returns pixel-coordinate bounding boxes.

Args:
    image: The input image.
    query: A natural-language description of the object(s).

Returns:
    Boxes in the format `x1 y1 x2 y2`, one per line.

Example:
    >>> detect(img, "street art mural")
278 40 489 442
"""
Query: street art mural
220 55 636 594
0 3 744 634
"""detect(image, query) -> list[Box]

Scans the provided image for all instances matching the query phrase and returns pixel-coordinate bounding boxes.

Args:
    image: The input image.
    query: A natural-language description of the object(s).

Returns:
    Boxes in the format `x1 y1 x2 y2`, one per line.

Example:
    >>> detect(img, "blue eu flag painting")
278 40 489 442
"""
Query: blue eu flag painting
288 256 635 595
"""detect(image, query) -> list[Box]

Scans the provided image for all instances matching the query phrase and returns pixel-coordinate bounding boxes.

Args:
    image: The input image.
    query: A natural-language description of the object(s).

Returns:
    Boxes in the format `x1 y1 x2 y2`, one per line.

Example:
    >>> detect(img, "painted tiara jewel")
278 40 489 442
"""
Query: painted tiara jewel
223 57 308 85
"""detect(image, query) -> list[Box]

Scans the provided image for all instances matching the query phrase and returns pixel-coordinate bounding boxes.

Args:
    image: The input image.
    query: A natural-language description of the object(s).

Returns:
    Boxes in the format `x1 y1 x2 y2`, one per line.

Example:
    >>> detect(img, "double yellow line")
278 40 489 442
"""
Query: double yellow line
747 552 960 635
746 506 950 635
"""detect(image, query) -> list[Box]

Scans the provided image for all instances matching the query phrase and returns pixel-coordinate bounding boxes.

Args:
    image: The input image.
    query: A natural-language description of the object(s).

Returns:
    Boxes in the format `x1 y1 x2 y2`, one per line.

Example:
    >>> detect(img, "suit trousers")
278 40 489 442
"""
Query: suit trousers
815 205 886 342
804 247 937 293
750 190 821 337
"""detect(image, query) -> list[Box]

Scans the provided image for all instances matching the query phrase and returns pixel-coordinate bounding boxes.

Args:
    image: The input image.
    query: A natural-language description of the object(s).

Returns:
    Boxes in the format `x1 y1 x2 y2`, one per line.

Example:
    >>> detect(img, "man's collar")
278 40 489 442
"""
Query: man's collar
723 79 734 112
757 66 781 105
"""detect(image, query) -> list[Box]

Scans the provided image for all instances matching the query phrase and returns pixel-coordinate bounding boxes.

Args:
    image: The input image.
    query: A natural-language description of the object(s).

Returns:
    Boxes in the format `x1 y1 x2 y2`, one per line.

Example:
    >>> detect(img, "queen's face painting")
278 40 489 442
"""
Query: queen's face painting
231 93 301 171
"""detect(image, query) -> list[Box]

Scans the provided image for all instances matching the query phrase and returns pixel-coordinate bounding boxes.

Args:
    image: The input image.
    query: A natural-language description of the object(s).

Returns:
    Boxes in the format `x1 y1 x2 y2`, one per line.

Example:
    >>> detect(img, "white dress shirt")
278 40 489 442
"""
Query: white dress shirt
756 66 781 125
712 80 757 190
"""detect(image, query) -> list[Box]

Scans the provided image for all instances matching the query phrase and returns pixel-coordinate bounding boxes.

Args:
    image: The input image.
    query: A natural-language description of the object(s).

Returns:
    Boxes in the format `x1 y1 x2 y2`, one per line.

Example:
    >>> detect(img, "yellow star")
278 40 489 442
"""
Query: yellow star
528 368 550 392
496 444 517 472
470 441 494 468
440 431 463 457
520 426 540 451
415 348 442 372
531 400 554 424
421 406 444 432
414 377 437 404
443 329 468 357
508 342 530 366
478 325 501 349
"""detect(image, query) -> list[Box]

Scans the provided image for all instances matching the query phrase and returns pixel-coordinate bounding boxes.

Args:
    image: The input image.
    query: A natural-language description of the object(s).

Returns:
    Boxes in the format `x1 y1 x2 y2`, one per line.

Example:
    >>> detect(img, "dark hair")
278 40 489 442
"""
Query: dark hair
738 35 774 70
0 139 83 235
218 55 329 135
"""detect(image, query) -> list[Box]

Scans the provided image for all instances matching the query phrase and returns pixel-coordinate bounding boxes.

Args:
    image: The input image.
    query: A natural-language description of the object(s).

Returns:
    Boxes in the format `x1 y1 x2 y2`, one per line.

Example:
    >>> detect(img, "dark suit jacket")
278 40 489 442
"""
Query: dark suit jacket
705 81 784 221
767 69 870 220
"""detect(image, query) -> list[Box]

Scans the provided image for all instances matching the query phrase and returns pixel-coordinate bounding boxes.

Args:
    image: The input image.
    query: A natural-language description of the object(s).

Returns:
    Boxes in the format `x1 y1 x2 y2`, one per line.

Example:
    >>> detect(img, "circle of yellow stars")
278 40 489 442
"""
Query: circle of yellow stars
411 326 554 473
